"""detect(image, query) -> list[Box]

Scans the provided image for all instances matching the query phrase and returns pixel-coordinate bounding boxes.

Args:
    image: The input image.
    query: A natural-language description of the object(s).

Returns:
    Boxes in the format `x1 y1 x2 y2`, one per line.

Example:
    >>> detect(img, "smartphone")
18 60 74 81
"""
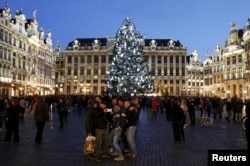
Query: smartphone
106 109 112 112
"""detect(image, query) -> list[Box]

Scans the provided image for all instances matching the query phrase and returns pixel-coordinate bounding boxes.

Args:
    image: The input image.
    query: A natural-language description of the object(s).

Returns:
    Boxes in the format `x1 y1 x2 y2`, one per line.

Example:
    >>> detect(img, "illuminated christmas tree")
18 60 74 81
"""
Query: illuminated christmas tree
106 18 154 96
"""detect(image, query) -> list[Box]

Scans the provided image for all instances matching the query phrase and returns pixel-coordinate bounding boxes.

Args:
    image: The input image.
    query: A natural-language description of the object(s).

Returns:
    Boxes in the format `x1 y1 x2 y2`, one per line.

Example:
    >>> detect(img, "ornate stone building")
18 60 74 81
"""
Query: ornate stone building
222 23 245 99
143 39 187 96
59 37 187 96
0 4 55 96
202 20 250 100
243 19 250 100
186 50 204 96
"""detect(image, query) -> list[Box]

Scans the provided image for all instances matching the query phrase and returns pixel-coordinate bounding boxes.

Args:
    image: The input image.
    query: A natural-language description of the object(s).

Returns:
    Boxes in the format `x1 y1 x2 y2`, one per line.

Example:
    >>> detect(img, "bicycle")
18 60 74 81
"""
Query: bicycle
198 117 213 127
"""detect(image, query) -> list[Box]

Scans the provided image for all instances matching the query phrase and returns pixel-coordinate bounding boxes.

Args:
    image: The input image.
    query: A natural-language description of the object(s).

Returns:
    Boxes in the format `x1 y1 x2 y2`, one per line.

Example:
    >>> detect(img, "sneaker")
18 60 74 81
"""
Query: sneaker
1 141 10 144
114 156 124 161
102 154 110 158
87 154 95 160
95 157 101 162
110 151 119 156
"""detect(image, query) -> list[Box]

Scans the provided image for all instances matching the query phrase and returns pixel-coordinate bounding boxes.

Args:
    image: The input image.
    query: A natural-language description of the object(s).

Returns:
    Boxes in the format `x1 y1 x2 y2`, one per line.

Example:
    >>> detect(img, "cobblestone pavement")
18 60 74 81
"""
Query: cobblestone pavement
0 108 247 166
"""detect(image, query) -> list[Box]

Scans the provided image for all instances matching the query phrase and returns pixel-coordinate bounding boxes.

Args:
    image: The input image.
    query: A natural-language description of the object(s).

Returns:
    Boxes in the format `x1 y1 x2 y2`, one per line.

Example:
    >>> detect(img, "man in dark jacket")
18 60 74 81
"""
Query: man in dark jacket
56 97 67 129
93 101 109 161
172 98 185 144
85 99 97 136
34 96 49 144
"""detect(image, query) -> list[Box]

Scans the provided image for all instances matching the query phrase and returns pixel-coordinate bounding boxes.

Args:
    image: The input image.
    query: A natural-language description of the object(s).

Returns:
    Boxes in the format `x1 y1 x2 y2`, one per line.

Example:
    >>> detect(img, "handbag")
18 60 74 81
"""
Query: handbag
83 134 96 155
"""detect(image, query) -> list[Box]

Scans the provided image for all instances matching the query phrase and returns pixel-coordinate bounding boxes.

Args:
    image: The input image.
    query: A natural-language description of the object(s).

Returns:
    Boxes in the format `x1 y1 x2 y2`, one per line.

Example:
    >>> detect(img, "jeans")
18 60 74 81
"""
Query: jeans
109 129 122 155
126 126 137 155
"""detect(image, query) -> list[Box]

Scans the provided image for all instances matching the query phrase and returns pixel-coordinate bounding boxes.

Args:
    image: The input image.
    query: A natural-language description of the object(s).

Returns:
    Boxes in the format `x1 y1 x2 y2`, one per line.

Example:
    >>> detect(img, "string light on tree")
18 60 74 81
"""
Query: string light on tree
106 18 154 96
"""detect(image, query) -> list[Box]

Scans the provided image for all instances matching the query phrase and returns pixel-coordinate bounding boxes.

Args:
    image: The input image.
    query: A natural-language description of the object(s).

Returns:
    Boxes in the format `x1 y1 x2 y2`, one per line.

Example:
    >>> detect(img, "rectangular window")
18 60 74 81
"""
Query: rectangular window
73 66 78 75
176 67 179 75
164 56 167 64
80 56 85 63
170 67 173 75
232 56 236 64
87 56 91 63
80 66 84 75
67 66 71 75
170 56 173 63
101 66 106 75
164 67 168 75
176 57 179 63
74 57 78 64
157 56 161 64
93 66 98 75
101 55 106 63
68 56 72 63
157 67 161 76
182 56 185 63
151 56 155 64
94 55 99 64
87 68 91 75
238 55 242 63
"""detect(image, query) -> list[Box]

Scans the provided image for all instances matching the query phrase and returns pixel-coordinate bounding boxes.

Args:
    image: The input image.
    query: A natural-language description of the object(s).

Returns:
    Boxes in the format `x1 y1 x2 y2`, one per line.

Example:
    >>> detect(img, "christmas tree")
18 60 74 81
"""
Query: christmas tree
106 18 154 96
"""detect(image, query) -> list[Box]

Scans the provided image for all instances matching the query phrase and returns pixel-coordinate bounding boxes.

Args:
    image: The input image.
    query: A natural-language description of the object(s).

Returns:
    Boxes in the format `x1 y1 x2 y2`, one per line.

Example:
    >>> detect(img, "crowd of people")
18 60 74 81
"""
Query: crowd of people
0 94 249 162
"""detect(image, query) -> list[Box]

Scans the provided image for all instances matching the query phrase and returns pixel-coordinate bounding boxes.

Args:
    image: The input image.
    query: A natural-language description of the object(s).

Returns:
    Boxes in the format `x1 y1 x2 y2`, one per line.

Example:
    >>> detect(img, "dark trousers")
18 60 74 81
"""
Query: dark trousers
122 127 129 151
58 112 64 129
20 107 25 119
5 119 19 142
189 113 195 125
35 121 45 142
152 111 157 120
95 128 109 156
172 121 183 142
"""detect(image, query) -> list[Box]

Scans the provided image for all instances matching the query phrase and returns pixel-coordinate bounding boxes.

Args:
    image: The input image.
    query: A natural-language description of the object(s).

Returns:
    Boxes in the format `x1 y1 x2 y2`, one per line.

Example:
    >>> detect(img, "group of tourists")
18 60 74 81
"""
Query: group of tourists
84 95 140 161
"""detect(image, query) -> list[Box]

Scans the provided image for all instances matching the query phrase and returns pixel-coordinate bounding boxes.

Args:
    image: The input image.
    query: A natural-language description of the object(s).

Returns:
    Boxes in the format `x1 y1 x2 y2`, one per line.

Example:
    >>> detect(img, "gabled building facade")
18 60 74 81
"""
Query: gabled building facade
186 50 204 96
202 19 250 100
0 4 55 96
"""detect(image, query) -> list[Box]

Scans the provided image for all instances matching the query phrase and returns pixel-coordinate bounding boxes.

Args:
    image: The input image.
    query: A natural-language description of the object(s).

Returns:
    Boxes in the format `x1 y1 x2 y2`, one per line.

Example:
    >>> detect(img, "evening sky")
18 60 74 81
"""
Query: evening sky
2 0 250 60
